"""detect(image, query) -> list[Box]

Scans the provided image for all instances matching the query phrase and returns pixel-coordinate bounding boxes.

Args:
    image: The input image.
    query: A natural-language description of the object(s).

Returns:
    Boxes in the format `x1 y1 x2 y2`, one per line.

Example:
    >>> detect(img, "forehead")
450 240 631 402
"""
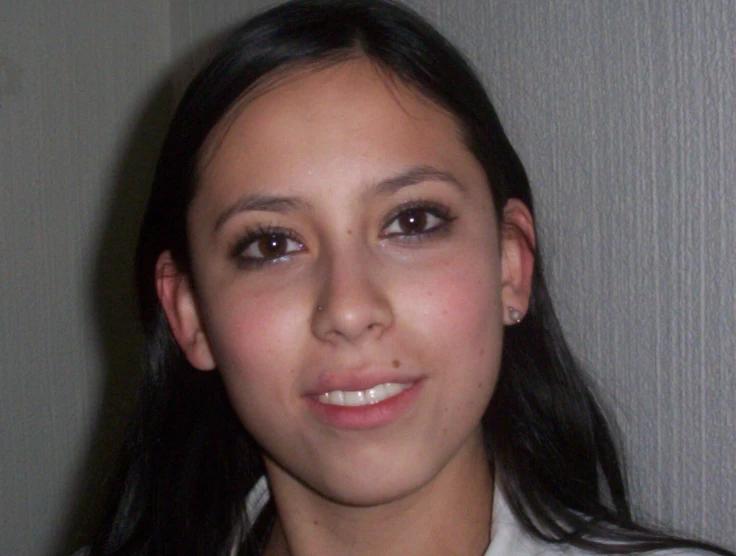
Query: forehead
195 58 485 205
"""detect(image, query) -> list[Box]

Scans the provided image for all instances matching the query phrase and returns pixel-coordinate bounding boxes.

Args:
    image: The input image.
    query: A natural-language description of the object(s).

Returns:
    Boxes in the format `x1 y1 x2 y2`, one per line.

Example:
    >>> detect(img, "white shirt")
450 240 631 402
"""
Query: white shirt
70 478 714 555
245 476 711 556
486 482 713 556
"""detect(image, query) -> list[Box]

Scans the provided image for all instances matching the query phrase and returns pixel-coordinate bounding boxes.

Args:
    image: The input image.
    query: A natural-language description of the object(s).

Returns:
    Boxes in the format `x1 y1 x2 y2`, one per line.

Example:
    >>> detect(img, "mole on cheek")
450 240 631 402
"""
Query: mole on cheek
392 359 401 368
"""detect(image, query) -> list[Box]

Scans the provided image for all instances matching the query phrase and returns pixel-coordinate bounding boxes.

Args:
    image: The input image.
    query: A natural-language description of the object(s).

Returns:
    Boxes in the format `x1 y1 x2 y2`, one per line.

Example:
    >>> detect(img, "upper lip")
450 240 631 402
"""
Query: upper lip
303 368 424 397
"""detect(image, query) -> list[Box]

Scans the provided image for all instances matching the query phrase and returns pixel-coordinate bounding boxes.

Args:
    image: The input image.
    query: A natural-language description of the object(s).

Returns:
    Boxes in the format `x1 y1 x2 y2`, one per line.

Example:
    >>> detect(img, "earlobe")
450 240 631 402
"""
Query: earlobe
499 199 535 325
155 251 216 371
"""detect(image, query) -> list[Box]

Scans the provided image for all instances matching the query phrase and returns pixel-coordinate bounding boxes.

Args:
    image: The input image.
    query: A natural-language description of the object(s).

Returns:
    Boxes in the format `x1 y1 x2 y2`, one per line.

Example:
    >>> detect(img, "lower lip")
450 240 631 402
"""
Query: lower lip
305 381 423 430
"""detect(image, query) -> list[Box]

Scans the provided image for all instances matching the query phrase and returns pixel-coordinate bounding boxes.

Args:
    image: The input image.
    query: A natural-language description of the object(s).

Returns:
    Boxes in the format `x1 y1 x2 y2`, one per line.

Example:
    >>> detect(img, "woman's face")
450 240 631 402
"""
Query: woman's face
161 59 528 507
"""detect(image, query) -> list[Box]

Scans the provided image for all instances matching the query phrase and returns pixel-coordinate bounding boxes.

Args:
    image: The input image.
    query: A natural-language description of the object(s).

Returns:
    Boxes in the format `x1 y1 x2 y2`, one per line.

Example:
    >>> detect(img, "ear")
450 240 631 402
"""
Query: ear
155 251 216 371
499 199 535 325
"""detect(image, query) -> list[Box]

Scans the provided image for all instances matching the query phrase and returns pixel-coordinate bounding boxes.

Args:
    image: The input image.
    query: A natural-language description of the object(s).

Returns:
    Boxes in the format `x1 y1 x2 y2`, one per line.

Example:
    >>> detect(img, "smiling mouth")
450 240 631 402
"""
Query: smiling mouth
317 383 412 406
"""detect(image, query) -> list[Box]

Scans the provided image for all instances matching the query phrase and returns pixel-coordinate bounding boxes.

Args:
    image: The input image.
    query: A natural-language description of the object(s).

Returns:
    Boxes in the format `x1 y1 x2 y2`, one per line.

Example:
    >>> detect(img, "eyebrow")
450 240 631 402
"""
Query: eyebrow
212 165 466 235
213 195 310 234
372 165 467 197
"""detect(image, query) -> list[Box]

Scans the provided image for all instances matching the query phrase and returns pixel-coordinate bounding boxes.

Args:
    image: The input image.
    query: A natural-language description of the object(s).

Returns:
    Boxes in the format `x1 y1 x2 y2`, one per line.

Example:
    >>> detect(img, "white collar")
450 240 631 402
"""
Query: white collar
485 483 567 555
242 476 585 556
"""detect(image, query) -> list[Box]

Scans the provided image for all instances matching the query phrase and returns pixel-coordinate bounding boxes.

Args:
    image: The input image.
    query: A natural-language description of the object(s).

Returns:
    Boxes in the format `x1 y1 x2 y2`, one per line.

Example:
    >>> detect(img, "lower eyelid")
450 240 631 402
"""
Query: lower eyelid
383 222 454 245
236 254 293 270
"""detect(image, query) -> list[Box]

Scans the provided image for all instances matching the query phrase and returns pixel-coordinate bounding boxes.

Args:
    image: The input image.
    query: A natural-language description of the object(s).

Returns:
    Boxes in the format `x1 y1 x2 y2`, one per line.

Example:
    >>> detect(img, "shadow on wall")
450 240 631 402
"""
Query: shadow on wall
52 76 175 556
53 28 232 555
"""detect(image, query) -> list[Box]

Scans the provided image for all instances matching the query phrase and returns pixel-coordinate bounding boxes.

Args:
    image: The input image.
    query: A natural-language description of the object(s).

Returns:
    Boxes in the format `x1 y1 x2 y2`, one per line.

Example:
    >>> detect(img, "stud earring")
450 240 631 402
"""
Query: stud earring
508 307 522 324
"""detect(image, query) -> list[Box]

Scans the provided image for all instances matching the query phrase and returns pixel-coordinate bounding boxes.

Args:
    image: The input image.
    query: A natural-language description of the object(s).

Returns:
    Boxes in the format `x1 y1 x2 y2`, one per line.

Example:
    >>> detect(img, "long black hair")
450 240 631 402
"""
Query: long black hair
90 1 733 554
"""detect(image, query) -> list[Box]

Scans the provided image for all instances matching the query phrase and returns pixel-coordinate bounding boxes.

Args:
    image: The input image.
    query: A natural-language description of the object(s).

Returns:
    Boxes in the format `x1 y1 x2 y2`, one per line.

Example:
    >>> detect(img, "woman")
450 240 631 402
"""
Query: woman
88 1 734 554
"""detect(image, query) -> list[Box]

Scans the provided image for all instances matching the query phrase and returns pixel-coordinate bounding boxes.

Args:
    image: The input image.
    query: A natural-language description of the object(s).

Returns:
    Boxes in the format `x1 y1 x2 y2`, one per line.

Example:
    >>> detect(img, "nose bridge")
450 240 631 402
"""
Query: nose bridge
312 239 392 343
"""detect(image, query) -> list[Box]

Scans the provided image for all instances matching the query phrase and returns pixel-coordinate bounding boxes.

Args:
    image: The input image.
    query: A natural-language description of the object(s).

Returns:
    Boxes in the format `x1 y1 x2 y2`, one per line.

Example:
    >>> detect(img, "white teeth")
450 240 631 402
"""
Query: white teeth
318 383 410 406
343 390 365 406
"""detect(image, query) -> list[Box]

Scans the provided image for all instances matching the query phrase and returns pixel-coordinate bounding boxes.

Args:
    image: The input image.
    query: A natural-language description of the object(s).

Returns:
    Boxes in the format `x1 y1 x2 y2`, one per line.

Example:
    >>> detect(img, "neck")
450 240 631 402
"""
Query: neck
262 431 493 556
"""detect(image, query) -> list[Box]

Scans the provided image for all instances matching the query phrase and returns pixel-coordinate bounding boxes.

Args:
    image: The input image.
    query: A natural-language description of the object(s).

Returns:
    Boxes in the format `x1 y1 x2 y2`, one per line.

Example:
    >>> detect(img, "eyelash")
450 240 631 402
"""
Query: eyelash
230 225 305 269
380 201 456 242
230 201 456 269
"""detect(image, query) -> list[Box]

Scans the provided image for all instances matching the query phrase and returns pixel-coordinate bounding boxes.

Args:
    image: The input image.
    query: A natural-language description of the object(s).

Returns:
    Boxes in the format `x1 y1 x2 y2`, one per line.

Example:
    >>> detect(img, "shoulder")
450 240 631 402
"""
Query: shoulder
486 487 719 556
486 532 718 556
587 549 715 556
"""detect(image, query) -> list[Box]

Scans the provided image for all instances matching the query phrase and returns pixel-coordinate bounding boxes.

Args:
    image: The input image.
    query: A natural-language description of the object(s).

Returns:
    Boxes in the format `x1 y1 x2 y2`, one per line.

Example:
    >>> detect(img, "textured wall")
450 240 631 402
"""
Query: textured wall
547 2 731 540
1 0 733 553
451 2 736 544
0 2 172 554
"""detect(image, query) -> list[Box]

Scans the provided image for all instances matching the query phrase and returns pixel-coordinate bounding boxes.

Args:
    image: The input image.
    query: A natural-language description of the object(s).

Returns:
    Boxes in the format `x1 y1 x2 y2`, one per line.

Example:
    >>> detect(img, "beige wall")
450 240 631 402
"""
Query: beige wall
1 1 734 553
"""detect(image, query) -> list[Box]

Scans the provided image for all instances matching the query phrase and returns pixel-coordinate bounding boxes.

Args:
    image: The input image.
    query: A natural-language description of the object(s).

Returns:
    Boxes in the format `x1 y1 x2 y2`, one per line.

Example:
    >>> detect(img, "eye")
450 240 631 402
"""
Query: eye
381 203 454 239
231 227 304 267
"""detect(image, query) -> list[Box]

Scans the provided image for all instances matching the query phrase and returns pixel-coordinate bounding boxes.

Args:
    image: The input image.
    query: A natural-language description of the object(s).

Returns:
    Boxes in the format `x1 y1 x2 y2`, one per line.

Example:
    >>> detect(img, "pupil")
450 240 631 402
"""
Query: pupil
259 234 285 257
399 209 426 234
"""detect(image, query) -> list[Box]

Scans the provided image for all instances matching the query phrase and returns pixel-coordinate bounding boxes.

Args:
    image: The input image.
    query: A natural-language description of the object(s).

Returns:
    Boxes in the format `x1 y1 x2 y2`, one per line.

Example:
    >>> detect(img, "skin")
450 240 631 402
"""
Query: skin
157 58 534 555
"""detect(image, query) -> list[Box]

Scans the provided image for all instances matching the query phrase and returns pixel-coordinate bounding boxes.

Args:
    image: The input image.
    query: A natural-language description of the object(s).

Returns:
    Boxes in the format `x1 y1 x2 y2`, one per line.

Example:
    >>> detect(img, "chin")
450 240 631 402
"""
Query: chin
312 467 433 508
264 440 440 508
311 439 469 508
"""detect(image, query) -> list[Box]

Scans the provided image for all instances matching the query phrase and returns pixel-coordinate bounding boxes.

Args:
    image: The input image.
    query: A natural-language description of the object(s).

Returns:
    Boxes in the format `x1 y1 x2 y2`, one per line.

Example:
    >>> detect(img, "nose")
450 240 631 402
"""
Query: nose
311 247 393 344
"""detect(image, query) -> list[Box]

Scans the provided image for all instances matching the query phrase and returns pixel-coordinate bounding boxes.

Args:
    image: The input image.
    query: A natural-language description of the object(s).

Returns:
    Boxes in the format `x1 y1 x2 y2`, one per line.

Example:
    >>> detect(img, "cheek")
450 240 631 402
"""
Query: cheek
216 299 297 363
206 294 309 453
200 286 308 408
404 249 504 401
406 253 503 348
